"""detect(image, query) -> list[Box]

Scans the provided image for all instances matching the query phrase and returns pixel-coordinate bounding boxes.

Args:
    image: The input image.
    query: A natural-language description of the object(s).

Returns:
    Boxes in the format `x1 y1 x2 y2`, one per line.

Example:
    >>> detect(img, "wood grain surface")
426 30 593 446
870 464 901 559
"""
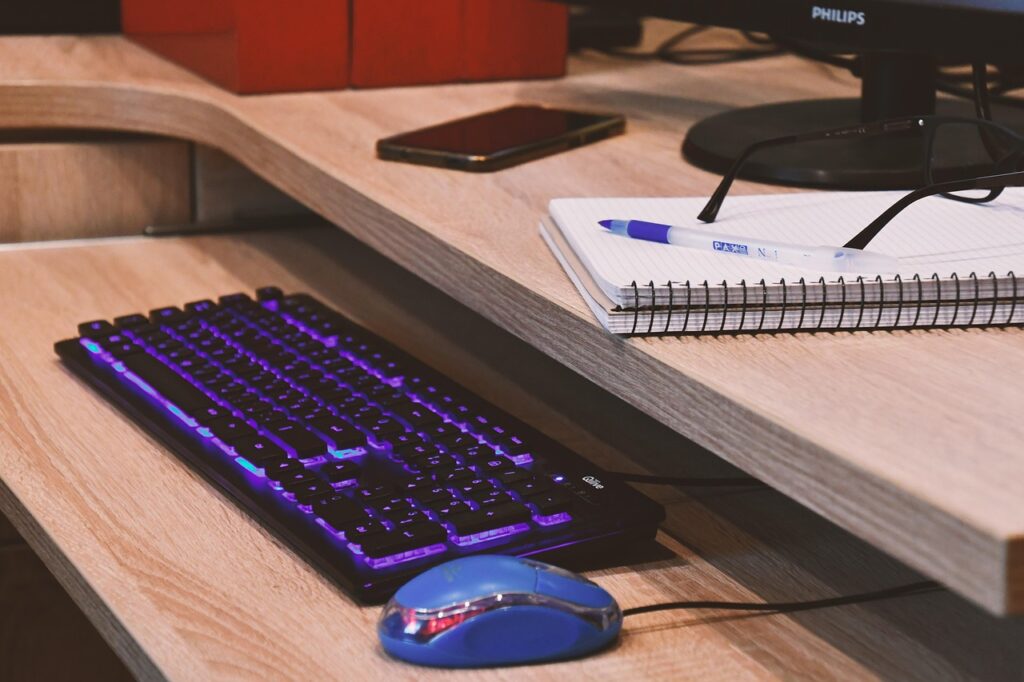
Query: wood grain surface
0 133 190 242
1 226 1022 681
192 145 308 226
0 25 1020 616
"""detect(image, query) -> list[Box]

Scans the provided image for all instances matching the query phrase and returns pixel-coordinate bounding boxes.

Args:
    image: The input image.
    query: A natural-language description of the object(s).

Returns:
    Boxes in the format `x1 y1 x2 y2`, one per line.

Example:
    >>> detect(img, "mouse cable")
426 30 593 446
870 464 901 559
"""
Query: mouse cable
606 471 768 489
622 580 942 618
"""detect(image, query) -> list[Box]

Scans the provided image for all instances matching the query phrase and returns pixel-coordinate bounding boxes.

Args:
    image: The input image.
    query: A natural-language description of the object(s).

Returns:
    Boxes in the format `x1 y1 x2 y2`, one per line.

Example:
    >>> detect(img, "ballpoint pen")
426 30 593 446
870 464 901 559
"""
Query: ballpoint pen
599 219 901 274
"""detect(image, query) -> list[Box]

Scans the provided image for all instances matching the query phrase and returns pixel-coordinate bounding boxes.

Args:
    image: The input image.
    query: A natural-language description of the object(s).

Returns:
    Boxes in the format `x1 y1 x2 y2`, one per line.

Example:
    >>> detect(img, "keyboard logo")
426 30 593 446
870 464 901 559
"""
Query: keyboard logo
582 475 605 490
811 6 866 25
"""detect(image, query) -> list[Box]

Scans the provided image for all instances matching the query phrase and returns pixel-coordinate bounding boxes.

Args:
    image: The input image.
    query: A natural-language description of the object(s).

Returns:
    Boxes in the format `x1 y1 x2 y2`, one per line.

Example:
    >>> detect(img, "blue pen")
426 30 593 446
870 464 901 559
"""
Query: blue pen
598 219 900 273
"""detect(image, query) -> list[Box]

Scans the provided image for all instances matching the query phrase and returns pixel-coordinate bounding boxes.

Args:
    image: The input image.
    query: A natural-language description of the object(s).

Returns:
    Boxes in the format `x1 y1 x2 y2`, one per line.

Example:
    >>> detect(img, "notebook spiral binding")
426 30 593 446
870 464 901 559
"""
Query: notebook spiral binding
627 270 1020 336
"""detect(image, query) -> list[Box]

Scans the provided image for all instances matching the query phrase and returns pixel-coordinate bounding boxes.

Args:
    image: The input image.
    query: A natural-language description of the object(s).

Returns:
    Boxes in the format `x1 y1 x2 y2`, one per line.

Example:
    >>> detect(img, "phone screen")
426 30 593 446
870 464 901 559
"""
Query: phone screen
382 105 620 156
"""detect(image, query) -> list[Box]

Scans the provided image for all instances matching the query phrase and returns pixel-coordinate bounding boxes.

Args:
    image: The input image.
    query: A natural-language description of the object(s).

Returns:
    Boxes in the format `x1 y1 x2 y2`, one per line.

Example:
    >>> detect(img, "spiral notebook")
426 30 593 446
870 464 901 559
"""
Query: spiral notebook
540 192 1024 335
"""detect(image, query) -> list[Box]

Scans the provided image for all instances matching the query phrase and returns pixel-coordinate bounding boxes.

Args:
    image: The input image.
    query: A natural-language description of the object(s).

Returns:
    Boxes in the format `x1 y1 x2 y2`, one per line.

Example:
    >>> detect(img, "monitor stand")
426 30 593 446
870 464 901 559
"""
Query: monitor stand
682 53 1024 190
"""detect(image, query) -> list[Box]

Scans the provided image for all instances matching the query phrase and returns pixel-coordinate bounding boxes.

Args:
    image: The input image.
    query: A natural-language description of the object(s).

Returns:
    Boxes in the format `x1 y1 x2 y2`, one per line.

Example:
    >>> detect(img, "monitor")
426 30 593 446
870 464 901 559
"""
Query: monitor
562 1 1024 189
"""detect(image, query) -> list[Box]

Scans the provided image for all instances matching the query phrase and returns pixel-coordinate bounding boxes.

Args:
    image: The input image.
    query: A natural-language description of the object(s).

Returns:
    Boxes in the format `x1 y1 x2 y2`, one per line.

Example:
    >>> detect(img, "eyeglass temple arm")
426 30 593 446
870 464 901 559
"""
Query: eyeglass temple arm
843 170 1024 250
697 117 924 223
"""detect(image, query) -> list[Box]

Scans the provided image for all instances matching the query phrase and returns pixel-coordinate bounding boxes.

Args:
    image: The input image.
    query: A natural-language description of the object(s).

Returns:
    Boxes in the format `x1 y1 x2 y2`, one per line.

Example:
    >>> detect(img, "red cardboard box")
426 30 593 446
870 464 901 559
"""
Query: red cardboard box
123 0 567 93
349 0 463 88
122 0 350 93
462 0 568 82
350 0 567 88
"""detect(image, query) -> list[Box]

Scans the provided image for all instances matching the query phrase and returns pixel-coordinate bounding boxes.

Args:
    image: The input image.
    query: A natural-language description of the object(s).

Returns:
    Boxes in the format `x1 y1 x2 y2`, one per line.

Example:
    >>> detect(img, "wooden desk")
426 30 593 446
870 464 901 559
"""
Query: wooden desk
1 226 1021 681
0 20 1022 669
2 29 1014 614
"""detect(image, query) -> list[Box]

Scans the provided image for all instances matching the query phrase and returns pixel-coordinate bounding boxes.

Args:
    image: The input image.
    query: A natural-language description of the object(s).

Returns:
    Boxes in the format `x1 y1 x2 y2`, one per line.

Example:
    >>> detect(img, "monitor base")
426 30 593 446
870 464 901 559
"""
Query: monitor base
682 98 1024 190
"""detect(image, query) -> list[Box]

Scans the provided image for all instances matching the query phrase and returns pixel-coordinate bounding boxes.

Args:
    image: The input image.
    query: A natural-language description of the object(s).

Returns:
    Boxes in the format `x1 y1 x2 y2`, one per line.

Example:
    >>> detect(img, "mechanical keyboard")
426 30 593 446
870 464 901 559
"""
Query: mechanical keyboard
56 287 664 602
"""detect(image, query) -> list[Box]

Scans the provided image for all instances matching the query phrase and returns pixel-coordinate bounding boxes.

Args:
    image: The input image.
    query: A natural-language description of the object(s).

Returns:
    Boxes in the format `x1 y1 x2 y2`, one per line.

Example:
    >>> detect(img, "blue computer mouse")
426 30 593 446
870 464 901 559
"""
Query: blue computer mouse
377 555 622 668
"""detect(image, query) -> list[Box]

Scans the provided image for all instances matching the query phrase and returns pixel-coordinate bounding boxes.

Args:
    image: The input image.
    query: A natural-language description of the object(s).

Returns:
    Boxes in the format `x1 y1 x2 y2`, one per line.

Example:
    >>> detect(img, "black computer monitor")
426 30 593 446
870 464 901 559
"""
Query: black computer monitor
562 1 1024 189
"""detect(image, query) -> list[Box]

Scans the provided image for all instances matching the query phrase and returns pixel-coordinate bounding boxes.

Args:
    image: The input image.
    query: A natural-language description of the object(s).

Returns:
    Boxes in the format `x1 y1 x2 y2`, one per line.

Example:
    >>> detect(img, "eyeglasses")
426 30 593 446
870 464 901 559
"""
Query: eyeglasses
697 115 1024 249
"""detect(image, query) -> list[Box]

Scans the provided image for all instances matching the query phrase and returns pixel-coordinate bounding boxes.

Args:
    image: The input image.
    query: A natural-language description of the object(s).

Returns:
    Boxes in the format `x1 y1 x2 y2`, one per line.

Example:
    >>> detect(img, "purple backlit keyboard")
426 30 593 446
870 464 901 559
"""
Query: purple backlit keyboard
56 287 664 601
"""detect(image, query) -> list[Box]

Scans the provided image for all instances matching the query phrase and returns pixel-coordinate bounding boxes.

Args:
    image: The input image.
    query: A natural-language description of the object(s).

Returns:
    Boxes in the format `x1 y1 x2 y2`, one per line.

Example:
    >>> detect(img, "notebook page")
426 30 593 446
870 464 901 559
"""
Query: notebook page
549 191 1024 302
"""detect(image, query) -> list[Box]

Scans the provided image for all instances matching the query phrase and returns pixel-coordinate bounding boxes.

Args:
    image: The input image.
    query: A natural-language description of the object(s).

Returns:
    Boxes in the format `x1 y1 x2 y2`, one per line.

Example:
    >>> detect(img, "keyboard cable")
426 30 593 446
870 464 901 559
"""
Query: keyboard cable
622 580 943 618
607 471 768 488
604 473 944 615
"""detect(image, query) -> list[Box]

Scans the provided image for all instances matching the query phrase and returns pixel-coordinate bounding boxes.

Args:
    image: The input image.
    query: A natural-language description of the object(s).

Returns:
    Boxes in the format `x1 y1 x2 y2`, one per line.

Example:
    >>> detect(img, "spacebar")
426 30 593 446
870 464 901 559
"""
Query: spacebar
121 354 215 410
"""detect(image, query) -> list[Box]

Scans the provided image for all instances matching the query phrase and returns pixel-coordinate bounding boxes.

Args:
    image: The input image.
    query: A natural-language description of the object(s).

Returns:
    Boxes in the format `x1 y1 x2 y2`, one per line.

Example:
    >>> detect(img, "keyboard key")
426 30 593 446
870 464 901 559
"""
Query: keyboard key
432 467 474 484
359 523 447 559
121 354 215 411
494 469 531 486
264 459 304 481
445 503 531 537
149 306 188 324
79 320 117 337
268 422 330 458
231 435 287 467
315 495 370 531
353 484 397 503
475 457 516 476
410 454 460 472
218 292 253 307
392 403 442 428
277 469 318 491
524 491 573 516
438 433 479 451
105 340 145 358
256 286 283 301
475 491 516 507
453 479 494 497
385 433 427 450
366 385 407 405
204 416 256 443
366 417 407 440
456 444 498 461
240 401 276 419
394 443 445 461
401 475 434 492
320 460 360 484
291 478 335 505
350 405 382 424
411 486 449 506
188 405 227 425
421 423 461 441
391 509 432 528
432 500 474 517
309 416 365 450
506 477 551 497
184 299 218 314
374 497 415 518
346 520 388 544
113 314 150 329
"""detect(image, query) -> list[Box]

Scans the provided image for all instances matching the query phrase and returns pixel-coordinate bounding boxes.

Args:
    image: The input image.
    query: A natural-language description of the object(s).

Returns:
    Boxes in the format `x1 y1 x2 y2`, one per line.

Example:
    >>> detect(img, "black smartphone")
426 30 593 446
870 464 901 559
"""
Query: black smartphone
376 105 625 172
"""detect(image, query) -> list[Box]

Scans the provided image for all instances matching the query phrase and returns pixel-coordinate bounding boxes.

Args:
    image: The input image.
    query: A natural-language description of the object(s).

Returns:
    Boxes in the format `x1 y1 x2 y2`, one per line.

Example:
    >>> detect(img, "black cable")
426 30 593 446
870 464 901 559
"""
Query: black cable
597 24 782 66
597 24 704 61
623 580 942 617
596 20 1024 110
608 471 767 488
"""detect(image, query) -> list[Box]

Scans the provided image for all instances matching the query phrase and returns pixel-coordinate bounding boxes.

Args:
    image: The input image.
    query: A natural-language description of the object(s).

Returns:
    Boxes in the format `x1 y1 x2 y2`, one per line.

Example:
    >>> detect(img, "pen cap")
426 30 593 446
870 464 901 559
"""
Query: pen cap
828 247 901 274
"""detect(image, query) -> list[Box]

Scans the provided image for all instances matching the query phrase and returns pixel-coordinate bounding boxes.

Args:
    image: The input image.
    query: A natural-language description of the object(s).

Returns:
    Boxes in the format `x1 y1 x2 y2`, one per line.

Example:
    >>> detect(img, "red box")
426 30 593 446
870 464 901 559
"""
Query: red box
123 0 567 93
349 0 463 88
122 0 350 94
462 0 568 82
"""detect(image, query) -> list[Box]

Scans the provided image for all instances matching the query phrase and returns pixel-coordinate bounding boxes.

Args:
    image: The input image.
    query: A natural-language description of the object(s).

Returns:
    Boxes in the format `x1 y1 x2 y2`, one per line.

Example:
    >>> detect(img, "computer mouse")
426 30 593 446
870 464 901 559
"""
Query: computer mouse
377 555 622 668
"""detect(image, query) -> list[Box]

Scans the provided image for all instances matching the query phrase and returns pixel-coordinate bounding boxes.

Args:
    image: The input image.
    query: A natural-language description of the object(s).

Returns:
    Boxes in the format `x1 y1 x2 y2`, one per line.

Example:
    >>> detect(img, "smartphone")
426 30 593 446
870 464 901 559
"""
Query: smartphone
376 105 625 172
